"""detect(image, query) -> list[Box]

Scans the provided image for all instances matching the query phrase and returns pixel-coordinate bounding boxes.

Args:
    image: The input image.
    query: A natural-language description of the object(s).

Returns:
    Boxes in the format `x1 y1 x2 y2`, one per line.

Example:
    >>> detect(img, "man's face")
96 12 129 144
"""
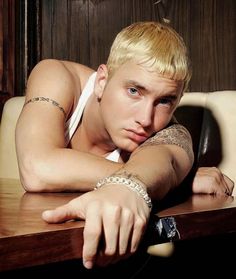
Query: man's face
98 60 184 152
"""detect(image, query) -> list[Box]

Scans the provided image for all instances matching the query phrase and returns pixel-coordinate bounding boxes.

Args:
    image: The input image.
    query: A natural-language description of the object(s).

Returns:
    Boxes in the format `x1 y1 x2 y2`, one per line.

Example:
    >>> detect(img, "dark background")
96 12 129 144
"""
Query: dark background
1 0 236 106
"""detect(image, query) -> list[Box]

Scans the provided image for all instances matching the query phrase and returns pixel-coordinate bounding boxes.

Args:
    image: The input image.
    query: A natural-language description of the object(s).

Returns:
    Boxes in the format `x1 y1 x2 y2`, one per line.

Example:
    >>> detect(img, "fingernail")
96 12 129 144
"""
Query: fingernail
42 210 53 221
83 260 93 269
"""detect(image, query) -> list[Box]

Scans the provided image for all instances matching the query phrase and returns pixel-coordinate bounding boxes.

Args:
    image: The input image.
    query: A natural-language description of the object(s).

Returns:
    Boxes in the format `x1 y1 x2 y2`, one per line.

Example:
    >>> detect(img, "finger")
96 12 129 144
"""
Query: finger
213 170 234 195
102 206 121 256
95 248 115 267
42 203 82 223
94 206 123 267
215 173 232 196
223 174 235 195
214 178 230 196
204 168 232 196
82 202 102 269
118 209 134 255
95 208 134 267
130 216 146 253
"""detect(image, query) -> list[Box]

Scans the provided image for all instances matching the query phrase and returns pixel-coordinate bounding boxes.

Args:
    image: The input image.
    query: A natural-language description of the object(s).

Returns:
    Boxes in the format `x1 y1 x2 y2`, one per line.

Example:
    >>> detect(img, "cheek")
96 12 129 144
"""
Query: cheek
153 111 173 131
102 89 130 118
104 97 121 114
101 94 124 125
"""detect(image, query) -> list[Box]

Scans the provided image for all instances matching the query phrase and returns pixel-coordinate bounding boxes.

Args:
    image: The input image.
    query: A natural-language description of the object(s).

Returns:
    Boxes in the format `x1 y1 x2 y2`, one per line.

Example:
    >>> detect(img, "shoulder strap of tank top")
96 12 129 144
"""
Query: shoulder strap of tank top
64 72 97 146
105 148 121 162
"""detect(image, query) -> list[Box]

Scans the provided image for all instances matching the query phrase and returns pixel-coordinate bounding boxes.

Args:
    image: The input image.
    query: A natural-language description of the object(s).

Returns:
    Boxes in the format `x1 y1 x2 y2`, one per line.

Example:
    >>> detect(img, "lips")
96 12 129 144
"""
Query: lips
125 129 149 143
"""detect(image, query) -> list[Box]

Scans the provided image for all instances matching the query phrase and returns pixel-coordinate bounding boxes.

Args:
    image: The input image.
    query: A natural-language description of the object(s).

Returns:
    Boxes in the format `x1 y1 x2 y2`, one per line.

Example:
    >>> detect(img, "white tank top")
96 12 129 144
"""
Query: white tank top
64 72 120 162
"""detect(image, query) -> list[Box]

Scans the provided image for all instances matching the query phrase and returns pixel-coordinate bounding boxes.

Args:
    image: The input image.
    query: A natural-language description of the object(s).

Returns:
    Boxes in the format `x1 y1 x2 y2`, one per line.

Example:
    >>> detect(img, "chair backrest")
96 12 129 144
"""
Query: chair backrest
0 96 25 179
175 90 236 195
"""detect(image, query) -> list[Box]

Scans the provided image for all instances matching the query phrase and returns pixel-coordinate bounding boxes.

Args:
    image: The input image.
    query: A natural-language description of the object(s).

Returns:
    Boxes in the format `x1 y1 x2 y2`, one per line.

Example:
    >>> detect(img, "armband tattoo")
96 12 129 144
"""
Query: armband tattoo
140 124 194 163
24 97 66 118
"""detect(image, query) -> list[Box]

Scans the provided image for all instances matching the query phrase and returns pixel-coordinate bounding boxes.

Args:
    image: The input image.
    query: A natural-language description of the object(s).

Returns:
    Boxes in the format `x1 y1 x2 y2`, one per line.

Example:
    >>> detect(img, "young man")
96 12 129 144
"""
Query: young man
15 21 233 269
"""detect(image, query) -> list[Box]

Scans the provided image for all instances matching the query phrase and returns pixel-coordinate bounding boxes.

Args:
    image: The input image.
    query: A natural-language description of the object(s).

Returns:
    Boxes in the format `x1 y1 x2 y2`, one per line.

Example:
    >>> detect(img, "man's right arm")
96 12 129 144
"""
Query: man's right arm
16 59 123 192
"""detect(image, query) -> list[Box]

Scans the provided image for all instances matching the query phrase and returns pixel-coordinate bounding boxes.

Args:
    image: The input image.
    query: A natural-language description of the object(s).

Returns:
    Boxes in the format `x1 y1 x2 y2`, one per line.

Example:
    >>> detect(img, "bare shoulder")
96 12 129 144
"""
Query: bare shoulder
25 59 94 114
61 60 95 90
30 59 71 77
27 59 73 91
28 59 94 89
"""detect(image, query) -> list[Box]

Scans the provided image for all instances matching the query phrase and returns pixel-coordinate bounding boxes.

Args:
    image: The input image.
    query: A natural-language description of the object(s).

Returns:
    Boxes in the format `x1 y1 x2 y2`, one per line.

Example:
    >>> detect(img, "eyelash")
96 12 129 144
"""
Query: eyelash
127 87 139 96
127 87 173 106
159 98 172 105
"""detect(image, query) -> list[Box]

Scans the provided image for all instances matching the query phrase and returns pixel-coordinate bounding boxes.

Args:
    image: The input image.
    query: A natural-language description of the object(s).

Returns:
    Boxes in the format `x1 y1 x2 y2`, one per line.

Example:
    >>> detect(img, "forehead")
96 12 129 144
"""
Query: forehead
110 60 184 96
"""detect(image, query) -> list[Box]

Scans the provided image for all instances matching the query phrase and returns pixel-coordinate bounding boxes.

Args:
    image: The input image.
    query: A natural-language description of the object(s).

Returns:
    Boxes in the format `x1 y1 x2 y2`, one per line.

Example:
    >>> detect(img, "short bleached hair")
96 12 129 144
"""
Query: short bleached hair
106 21 191 92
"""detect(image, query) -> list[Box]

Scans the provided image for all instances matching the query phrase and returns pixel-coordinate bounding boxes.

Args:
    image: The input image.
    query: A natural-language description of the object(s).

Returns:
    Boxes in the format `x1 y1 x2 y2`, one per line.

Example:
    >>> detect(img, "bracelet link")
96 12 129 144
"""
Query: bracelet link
95 175 152 210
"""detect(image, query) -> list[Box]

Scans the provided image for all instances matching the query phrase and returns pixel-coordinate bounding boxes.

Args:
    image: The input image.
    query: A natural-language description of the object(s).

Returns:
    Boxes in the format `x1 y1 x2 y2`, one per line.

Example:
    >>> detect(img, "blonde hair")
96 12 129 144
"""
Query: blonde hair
107 21 191 91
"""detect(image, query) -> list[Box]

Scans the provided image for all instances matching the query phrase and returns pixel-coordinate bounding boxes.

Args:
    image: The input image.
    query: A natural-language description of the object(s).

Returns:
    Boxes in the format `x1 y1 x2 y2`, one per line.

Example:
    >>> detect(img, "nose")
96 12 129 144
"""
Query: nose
136 101 153 128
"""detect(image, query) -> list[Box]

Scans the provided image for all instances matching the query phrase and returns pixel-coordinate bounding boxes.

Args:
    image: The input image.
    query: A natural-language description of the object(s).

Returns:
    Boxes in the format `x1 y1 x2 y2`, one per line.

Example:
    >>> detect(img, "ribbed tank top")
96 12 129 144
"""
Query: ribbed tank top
64 72 120 162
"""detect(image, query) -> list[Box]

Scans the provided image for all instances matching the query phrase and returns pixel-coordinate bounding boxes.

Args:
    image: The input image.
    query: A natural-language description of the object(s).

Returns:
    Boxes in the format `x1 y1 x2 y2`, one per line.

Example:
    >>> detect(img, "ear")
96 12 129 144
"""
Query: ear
94 64 108 99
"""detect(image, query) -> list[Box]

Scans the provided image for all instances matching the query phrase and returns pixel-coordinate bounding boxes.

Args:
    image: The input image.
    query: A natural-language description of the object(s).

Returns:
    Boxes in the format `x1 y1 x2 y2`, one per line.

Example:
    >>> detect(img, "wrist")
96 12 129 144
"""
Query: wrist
95 174 152 210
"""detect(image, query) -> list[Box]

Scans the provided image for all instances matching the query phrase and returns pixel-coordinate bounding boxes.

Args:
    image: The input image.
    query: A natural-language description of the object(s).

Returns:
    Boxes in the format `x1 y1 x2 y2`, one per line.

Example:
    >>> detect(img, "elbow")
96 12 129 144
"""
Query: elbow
19 159 51 193
20 174 46 193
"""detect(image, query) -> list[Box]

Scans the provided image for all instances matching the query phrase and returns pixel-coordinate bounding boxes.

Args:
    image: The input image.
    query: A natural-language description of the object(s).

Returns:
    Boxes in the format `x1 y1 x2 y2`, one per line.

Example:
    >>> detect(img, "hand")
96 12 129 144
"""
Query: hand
192 167 234 196
42 184 150 269
191 192 234 210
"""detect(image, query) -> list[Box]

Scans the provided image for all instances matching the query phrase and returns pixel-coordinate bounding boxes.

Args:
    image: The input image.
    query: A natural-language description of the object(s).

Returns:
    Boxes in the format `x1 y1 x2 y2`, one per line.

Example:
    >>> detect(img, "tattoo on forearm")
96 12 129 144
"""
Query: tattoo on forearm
140 124 194 163
114 170 141 181
24 97 66 118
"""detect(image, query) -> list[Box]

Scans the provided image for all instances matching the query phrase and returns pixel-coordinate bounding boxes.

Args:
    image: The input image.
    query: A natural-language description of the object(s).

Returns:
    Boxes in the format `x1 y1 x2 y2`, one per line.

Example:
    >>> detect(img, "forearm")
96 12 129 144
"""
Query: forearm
115 144 192 201
18 147 123 192
109 123 194 201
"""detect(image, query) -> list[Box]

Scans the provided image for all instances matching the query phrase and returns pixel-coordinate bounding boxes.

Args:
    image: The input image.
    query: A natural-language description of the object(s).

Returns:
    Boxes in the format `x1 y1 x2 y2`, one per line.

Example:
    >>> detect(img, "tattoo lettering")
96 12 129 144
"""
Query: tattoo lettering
114 170 141 181
24 97 66 118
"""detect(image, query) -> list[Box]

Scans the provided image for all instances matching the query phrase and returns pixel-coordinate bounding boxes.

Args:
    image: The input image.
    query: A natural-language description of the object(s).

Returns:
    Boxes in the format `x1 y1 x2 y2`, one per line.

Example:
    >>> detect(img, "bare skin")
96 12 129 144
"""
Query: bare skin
16 59 234 269
192 167 234 196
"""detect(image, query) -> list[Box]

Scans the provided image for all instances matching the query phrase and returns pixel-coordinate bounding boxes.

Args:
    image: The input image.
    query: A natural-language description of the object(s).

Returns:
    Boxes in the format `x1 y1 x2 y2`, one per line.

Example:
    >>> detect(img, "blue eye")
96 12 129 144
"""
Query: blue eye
159 98 172 105
128 88 138 95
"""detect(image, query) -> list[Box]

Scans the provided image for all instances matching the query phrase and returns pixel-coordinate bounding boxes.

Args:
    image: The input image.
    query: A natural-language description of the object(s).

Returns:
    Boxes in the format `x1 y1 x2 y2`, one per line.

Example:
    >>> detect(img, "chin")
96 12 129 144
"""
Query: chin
120 142 139 153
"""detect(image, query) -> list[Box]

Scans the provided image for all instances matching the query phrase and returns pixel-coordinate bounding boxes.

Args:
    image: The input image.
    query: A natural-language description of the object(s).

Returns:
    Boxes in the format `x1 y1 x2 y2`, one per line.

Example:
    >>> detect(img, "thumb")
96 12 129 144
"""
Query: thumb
42 202 84 223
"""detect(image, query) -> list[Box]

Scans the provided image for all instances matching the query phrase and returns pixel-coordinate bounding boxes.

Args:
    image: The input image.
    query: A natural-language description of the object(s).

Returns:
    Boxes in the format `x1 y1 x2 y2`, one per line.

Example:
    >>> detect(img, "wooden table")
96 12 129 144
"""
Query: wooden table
1 178 236 272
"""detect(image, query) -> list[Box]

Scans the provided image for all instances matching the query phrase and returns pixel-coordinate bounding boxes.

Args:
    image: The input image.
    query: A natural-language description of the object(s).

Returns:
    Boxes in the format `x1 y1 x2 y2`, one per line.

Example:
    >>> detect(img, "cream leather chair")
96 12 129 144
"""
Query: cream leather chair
0 96 25 179
176 90 236 194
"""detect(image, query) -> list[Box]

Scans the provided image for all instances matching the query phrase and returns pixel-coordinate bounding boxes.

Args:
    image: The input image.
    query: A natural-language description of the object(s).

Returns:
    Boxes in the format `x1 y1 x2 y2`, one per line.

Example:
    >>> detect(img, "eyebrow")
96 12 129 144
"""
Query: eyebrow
124 79 178 100
124 79 146 90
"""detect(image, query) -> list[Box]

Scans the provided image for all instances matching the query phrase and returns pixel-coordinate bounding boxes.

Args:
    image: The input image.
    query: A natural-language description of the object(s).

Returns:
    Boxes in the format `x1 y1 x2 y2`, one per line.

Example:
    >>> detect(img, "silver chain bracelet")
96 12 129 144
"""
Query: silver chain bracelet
95 175 152 210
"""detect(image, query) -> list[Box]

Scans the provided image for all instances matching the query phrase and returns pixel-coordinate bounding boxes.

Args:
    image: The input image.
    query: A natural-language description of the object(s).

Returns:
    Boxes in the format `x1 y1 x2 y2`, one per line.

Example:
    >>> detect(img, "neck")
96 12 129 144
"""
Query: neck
76 94 116 155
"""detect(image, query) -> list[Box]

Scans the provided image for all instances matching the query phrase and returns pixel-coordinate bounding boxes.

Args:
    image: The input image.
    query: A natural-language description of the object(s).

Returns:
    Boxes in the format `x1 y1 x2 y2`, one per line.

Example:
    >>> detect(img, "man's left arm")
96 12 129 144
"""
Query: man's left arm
116 124 194 201
41 123 193 269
